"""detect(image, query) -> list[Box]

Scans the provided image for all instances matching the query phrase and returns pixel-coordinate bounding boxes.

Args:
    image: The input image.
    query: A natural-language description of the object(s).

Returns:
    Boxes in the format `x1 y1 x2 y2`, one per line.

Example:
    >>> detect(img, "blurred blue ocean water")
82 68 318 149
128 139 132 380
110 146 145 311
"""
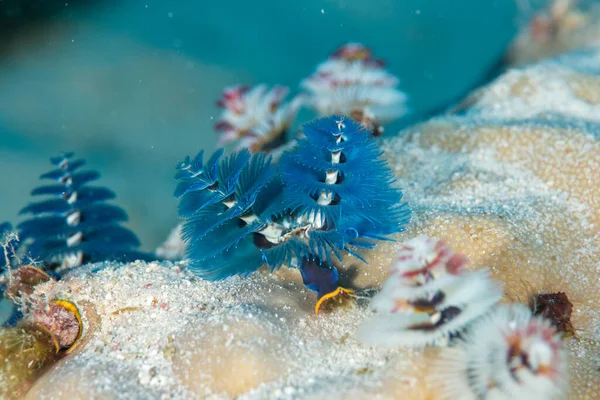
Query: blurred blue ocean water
0 0 519 249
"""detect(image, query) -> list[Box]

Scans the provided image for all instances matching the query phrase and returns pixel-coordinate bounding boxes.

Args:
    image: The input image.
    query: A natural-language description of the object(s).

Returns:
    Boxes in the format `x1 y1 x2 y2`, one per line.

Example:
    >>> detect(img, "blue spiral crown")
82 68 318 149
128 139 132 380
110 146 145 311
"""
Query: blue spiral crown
176 116 410 289
18 152 149 269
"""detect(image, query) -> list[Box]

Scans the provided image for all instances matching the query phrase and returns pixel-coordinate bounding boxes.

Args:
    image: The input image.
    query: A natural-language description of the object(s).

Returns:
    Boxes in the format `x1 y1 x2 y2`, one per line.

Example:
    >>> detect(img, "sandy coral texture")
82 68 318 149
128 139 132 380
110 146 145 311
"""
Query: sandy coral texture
5 39 600 400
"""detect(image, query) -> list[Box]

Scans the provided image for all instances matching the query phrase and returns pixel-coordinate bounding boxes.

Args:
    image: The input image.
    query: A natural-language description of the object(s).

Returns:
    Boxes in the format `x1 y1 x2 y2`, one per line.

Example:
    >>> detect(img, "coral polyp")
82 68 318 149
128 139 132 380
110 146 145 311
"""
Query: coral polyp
176 115 410 309
434 304 569 400
301 43 408 135
215 85 302 152
359 236 502 347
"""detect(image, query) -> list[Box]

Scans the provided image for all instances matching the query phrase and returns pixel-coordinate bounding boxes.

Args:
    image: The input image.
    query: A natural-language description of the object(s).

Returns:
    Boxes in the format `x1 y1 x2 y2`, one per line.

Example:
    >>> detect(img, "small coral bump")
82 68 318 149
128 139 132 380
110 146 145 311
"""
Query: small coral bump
215 84 302 152
532 292 575 338
31 299 82 351
359 235 503 347
432 304 569 400
301 43 408 134
4 265 53 299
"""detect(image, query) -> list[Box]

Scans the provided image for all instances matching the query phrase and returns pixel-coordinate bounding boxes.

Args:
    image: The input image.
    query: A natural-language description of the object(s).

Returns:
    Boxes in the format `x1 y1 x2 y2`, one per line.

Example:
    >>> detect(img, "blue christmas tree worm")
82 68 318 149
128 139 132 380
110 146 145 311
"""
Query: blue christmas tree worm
176 116 410 312
18 152 150 271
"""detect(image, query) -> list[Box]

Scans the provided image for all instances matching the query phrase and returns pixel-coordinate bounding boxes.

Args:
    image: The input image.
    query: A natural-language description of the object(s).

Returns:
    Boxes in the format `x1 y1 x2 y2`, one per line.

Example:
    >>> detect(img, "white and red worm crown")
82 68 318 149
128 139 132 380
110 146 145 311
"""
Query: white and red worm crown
360 235 503 347
433 304 569 400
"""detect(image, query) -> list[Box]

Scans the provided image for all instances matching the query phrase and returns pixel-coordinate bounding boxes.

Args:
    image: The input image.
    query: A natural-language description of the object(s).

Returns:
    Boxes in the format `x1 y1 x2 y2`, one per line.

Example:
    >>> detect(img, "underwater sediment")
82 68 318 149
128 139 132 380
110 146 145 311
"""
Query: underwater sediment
2 37 600 400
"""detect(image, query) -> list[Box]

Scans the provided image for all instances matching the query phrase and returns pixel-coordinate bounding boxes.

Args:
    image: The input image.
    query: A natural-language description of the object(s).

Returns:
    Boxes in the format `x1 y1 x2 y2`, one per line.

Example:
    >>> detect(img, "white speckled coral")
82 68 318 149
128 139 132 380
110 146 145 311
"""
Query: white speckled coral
9 41 600 400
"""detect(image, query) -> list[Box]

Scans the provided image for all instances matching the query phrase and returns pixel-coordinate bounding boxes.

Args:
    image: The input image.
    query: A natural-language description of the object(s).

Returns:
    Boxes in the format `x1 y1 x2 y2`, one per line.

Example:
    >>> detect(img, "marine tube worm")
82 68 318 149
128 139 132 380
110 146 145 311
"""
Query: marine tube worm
359 236 503 346
215 85 303 152
176 115 410 311
301 43 408 136
433 304 569 400
18 152 150 271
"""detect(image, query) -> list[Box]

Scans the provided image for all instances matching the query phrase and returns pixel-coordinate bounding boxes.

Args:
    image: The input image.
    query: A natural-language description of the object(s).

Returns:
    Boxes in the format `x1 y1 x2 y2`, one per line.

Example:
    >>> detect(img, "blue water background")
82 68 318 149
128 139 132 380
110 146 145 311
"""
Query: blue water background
0 0 520 249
